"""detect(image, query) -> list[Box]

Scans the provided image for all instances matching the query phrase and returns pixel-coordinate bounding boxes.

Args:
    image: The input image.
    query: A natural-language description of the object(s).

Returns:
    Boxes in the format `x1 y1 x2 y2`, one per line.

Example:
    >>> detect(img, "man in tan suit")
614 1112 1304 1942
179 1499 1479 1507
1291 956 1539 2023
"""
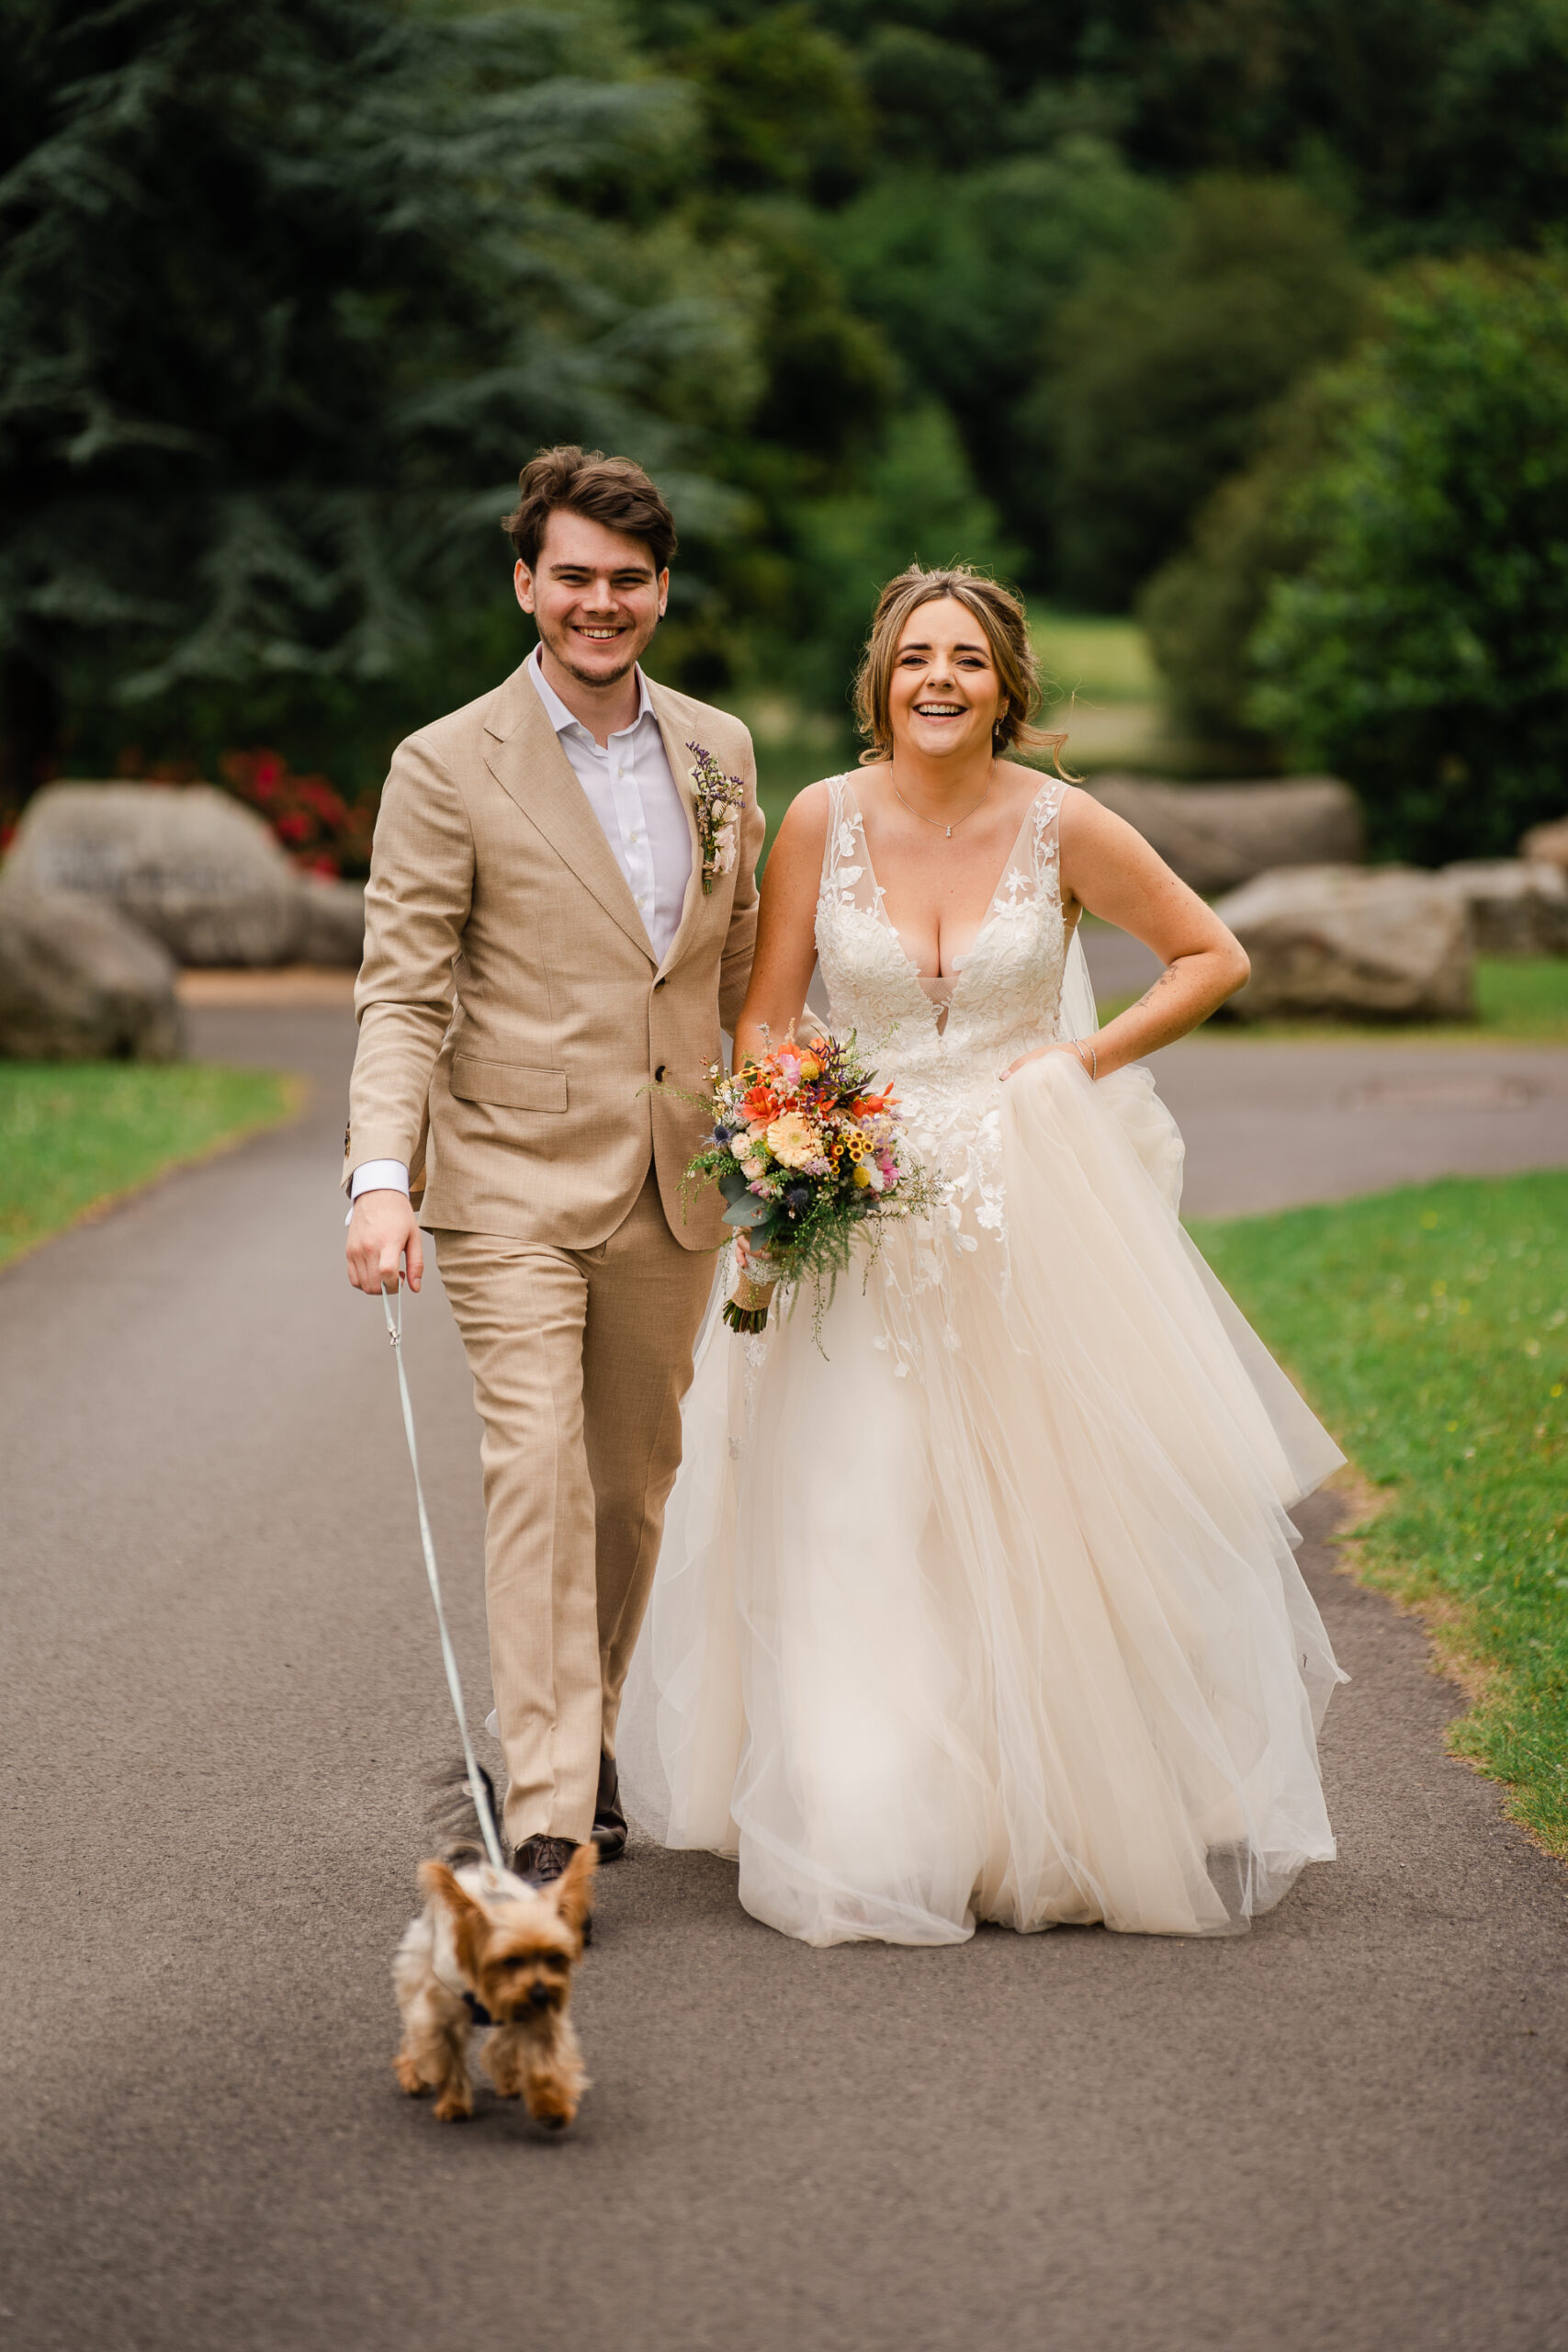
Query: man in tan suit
344 447 763 1882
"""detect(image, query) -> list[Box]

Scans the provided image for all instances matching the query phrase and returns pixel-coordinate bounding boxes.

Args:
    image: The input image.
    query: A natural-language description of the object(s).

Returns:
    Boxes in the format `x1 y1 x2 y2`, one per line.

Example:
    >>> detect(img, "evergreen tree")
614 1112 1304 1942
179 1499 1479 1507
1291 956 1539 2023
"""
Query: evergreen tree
0 0 728 796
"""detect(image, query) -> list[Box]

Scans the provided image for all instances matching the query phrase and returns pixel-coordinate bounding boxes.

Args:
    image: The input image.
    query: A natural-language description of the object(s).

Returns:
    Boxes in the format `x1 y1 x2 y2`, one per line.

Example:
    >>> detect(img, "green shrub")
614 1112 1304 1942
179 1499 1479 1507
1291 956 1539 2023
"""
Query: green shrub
1138 384 1335 743
760 402 1018 718
1251 254 1568 862
828 139 1168 566
1037 175 1367 610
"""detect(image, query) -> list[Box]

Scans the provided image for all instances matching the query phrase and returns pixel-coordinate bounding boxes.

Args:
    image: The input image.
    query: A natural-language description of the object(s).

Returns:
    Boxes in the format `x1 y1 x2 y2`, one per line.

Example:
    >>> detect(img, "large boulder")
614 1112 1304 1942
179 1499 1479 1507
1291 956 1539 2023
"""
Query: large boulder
4 782 301 966
1520 813 1568 873
1442 859 1568 956
1214 865 1475 1022
295 874 366 967
1089 775 1364 893
0 888 184 1059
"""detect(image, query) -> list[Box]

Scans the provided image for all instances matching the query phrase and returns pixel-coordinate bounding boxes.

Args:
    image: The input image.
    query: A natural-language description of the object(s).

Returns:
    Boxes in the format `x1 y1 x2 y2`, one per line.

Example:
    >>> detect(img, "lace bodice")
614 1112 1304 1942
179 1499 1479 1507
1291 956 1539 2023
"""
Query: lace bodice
815 775 1067 1260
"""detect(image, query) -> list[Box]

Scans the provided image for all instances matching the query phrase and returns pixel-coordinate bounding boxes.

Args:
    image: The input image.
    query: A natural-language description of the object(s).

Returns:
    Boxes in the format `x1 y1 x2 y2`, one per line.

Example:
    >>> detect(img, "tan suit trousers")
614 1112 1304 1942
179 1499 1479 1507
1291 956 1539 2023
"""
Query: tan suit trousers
434 1170 716 1849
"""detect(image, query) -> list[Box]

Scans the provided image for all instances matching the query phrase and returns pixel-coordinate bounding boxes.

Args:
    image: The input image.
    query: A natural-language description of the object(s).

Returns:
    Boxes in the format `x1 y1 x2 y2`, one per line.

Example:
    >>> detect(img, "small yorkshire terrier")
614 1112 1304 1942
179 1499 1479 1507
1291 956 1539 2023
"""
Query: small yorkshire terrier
393 1771 595 2128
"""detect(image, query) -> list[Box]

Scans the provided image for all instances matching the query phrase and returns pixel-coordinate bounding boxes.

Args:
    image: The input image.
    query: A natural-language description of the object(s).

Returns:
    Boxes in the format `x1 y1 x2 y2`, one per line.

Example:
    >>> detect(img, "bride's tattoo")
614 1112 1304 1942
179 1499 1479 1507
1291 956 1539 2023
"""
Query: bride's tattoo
1134 962 1184 1012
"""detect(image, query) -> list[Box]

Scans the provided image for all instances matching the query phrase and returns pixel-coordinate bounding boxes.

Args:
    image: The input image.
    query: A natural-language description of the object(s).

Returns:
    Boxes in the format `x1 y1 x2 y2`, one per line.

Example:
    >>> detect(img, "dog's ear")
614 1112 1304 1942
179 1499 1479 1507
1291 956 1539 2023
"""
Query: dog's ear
552 1841 597 1939
418 1860 490 1973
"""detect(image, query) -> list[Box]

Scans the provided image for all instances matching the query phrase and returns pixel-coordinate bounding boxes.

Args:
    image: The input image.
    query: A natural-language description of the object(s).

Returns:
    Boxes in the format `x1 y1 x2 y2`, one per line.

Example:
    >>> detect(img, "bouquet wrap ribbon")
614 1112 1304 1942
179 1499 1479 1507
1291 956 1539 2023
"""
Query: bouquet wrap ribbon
724 1252 777 1335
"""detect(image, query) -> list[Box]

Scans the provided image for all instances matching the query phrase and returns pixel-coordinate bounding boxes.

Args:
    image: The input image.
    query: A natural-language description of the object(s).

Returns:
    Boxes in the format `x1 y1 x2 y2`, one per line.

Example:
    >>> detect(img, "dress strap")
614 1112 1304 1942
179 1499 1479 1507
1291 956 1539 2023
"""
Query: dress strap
821 775 844 888
820 774 859 891
1031 777 1066 890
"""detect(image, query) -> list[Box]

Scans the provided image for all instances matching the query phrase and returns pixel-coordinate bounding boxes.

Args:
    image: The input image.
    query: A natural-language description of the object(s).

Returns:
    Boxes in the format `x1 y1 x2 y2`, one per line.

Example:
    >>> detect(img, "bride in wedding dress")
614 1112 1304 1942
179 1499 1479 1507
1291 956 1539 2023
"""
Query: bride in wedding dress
619 563 1345 1949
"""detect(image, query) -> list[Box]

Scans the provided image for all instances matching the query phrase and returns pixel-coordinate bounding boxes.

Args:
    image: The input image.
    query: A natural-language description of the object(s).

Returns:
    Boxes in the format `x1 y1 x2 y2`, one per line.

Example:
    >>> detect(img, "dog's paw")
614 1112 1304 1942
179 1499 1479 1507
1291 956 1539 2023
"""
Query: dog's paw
434 2085 474 2122
394 2052 427 2097
524 2083 578 2132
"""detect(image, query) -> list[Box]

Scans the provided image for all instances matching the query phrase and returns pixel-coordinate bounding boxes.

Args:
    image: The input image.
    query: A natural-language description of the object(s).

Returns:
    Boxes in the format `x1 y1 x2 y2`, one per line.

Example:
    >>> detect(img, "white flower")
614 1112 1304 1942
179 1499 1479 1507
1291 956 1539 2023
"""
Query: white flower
739 1156 766 1180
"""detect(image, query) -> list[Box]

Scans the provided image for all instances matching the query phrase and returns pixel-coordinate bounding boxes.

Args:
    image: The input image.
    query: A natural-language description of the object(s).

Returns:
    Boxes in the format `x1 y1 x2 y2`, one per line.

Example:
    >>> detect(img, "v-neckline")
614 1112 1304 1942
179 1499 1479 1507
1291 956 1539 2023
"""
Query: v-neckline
844 776 1050 1006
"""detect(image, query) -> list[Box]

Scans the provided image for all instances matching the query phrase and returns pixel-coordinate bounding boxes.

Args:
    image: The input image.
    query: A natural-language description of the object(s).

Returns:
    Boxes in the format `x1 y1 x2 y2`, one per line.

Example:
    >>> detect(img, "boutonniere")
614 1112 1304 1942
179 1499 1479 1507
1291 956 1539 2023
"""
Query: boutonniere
685 741 746 894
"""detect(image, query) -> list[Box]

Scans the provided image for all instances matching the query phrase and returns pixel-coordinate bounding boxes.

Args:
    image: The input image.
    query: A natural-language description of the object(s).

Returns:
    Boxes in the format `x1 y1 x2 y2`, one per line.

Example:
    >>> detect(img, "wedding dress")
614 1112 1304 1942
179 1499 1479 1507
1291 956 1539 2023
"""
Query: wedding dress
618 775 1346 1947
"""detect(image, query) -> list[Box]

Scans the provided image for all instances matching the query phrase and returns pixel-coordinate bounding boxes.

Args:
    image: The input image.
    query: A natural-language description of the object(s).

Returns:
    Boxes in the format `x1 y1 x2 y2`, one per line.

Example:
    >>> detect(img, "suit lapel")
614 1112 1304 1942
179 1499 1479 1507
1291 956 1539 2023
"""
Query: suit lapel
482 661 656 963
650 687 709 977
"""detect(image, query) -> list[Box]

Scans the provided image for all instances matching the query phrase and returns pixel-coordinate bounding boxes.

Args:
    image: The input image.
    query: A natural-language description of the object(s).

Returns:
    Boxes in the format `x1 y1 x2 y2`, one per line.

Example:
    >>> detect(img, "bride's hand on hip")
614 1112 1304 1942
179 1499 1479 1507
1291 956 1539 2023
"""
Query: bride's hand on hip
1000 1039 1099 1084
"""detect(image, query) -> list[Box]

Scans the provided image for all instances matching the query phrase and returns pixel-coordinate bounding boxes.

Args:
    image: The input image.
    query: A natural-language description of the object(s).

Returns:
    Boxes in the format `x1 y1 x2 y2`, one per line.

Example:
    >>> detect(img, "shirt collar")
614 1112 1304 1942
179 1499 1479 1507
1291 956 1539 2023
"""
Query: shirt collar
528 642 654 741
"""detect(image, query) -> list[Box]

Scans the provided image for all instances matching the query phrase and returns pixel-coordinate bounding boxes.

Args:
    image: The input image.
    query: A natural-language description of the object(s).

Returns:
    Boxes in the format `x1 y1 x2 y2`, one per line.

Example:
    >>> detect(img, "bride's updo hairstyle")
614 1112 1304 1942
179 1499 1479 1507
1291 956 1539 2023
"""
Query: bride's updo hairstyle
853 564 1070 773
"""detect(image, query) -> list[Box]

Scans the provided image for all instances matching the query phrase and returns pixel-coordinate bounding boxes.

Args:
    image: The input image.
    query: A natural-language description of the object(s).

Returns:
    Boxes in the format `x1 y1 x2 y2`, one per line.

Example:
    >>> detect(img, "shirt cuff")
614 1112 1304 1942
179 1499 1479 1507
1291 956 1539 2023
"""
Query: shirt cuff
346 1159 412 1224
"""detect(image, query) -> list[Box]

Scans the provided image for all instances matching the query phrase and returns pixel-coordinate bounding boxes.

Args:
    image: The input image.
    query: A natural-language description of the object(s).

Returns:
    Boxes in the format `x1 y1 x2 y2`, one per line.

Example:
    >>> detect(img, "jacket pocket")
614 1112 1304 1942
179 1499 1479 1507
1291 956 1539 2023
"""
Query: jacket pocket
450 1055 568 1113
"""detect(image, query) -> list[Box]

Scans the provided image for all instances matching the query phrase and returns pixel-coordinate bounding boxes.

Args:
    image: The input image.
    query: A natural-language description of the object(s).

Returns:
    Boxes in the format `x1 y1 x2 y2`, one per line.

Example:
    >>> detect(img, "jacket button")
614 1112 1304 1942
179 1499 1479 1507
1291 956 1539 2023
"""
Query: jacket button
654 1063 667 1082
654 977 667 989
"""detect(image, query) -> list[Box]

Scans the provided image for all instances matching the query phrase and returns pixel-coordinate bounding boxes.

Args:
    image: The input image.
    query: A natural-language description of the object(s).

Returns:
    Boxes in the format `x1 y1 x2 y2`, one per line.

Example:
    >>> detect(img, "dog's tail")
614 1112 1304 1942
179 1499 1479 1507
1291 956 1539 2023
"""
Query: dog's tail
425 1758 503 1865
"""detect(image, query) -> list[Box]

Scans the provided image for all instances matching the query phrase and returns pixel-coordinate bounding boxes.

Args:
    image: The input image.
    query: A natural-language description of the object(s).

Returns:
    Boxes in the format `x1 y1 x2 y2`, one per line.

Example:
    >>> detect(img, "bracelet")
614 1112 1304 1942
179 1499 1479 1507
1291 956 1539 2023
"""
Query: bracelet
1072 1038 1099 1081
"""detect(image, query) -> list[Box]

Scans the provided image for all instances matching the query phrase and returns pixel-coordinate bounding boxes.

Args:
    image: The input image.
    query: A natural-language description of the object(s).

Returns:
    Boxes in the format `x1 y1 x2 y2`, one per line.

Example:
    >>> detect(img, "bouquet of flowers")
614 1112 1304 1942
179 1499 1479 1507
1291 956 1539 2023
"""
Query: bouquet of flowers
679 1030 935 1335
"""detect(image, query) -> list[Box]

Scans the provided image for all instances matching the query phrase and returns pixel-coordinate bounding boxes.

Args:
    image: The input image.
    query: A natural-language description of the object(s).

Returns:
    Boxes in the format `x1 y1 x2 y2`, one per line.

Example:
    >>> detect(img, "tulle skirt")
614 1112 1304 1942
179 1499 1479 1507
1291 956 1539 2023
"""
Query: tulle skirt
618 1050 1346 1948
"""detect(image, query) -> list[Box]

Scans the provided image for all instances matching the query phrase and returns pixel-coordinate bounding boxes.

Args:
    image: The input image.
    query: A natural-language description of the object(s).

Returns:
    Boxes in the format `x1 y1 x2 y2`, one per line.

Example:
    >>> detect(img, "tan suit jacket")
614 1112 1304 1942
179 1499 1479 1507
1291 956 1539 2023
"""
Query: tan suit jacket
344 657 763 1251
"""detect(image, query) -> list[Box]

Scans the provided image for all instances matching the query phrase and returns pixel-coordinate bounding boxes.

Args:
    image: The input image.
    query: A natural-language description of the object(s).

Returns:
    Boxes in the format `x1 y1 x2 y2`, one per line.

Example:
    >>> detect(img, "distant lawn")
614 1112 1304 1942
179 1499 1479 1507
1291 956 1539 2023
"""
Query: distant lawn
1215 957 1568 1044
1192 1169 1568 1857
1032 611 1161 704
1100 958 1568 1042
0 1063 299 1269
1475 956 1568 1039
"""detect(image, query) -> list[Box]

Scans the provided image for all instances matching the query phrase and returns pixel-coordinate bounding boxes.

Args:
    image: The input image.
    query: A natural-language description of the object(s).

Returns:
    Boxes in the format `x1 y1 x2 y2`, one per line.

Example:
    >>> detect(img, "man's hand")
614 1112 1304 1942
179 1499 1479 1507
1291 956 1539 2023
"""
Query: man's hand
346 1190 424 1295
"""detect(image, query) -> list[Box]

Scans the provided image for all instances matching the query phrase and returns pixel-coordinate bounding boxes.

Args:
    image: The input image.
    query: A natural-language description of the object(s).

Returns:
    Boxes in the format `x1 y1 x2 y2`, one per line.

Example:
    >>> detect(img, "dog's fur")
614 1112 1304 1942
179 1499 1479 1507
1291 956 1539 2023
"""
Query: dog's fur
394 1778 594 2127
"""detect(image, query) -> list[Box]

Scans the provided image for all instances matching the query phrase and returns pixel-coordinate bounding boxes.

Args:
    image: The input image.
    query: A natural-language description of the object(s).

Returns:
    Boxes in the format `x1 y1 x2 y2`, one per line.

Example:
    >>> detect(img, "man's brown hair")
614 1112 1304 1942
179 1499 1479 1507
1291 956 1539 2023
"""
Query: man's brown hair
502 446 677 573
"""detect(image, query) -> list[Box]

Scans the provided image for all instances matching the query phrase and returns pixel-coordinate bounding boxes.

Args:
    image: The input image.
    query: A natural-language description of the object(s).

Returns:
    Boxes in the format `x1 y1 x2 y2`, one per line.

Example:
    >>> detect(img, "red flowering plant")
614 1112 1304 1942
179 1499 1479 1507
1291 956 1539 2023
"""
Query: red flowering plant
218 749 376 878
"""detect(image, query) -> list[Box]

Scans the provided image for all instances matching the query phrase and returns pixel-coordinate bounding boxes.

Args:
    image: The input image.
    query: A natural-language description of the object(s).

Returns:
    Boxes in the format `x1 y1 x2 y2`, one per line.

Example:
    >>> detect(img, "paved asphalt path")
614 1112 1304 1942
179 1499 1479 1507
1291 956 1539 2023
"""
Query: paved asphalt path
4 1001 1567 2352
1088 925 1568 1216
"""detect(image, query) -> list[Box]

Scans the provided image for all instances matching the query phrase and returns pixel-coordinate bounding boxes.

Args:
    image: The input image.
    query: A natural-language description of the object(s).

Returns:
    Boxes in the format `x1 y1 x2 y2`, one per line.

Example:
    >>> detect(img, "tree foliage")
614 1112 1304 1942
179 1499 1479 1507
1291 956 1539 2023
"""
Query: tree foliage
1137 387 1337 744
1249 256 1568 861
10 0 1568 797
828 140 1168 562
1039 176 1369 608
0 0 730 788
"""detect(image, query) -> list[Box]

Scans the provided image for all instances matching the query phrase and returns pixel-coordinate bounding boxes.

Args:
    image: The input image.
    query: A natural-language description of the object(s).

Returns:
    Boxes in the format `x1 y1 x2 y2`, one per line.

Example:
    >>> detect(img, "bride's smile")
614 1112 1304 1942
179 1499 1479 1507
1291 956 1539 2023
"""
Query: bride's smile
888 605 1003 785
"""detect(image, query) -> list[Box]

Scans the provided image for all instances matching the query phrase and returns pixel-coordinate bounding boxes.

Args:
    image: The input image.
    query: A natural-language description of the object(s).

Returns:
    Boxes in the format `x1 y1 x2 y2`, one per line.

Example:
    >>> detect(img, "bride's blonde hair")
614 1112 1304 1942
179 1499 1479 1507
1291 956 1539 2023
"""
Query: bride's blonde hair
852 564 1072 774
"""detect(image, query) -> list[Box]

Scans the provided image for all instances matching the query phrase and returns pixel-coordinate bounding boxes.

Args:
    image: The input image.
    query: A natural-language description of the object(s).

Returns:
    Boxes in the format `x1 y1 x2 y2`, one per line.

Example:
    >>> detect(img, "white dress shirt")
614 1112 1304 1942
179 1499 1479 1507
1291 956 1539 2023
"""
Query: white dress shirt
350 646 693 1204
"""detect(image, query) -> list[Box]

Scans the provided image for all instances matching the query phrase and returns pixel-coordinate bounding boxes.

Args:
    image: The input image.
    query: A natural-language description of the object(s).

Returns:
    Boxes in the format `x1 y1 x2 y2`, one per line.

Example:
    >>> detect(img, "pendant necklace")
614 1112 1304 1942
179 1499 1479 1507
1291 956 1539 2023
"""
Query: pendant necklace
894 772 995 839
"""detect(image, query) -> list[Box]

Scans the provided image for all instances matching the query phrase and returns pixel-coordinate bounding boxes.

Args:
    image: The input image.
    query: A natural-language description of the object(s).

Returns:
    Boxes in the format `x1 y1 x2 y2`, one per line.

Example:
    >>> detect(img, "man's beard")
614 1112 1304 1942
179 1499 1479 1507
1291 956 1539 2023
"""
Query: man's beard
540 621 642 691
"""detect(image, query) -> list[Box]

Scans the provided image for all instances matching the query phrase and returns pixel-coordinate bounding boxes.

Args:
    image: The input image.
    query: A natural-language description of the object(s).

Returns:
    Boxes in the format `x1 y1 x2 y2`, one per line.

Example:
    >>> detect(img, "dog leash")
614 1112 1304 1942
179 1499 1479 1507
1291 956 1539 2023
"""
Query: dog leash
381 1281 507 1874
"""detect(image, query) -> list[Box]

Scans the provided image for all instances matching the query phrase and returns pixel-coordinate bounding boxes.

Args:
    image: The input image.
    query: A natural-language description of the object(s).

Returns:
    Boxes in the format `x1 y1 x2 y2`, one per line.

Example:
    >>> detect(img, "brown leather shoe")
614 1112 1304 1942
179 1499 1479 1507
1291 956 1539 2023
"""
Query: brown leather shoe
513 1833 579 1885
593 1751 627 1861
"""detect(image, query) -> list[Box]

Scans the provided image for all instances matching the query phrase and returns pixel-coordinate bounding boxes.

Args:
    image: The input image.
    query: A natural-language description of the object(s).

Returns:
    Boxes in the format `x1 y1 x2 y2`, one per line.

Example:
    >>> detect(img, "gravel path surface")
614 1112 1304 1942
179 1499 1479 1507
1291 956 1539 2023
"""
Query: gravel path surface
2 1003 1565 2352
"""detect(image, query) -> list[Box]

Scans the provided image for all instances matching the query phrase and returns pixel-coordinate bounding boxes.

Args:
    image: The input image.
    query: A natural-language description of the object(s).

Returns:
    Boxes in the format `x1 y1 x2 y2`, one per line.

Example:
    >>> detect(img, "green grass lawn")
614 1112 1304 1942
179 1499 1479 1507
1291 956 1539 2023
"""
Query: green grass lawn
1192 1169 1568 1856
1100 958 1568 1042
0 1063 299 1270
1031 611 1162 704
1209 956 1568 1044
